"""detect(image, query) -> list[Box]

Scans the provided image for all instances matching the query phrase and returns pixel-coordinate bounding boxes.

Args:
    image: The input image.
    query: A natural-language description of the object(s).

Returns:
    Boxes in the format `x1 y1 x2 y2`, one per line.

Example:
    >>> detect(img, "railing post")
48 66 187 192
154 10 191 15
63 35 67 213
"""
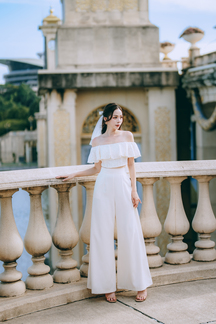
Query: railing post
79 180 95 277
0 189 26 297
164 176 191 264
51 183 80 283
137 177 163 268
24 186 53 290
192 176 216 261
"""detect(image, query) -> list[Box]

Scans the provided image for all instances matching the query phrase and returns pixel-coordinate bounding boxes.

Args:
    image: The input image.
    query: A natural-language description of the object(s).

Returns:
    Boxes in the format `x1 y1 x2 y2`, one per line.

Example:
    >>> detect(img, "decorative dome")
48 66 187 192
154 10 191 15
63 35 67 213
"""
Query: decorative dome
43 8 61 25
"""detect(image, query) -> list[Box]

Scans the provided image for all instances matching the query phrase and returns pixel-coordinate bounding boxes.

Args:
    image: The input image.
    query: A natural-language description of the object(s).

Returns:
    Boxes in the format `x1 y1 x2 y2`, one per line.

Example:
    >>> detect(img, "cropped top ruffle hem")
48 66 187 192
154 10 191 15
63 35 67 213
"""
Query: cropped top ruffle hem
87 142 141 168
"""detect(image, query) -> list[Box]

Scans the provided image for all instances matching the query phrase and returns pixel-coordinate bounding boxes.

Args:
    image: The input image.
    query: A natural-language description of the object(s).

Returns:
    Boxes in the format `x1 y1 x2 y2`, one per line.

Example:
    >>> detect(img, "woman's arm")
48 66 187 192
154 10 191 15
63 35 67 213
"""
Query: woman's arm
56 161 101 181
128 157 141 208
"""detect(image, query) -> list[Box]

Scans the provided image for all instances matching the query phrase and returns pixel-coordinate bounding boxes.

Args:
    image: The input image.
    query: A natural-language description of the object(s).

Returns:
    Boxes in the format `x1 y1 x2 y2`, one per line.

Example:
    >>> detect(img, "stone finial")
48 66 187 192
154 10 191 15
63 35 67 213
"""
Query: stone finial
43 8 61 25
180 27 204 49
160 42 175 60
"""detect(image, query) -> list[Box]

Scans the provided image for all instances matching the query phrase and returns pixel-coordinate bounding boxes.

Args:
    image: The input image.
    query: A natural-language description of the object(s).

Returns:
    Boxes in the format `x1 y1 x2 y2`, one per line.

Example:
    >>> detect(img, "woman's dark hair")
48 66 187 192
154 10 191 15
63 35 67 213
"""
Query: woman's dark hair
101 103 123 134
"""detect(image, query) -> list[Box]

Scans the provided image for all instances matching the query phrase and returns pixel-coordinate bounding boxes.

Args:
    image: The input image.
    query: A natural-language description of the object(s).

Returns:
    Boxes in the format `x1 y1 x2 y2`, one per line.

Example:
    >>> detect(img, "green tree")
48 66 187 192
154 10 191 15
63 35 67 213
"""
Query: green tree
0 83 40 136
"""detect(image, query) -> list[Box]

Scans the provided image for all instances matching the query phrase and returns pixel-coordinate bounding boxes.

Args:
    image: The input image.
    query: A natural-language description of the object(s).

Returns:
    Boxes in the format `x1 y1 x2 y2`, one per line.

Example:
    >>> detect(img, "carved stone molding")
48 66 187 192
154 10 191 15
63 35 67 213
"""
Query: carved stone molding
91 0 106 11
108 0 124 11
76 0 91 11
76 0 138 12
124 0 138 10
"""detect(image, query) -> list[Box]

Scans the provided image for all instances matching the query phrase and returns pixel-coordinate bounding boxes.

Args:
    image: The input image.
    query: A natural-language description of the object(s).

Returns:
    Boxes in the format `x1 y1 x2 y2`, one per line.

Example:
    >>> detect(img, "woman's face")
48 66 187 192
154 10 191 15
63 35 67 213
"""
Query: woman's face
105 108 123 130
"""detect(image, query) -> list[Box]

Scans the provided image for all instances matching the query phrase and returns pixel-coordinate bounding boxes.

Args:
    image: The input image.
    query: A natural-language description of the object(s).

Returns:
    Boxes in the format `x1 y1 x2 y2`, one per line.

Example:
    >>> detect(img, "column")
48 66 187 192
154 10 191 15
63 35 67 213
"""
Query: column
164 177 191 264
47 90 62 269
39 9 60 71
192 176 216 261
0 189 26 297
47 89 78 269
148 87 177 256
24 186 53 290
51 183 80 283
137 177 163 268
35 95 47 168
62 89 80 264
79 180 95 277
47 90 62 168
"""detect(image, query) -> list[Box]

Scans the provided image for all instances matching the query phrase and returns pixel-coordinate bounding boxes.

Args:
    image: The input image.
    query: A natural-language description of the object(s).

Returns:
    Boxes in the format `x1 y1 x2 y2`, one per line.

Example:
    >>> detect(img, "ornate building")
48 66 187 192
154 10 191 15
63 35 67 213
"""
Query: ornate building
37 1 179 264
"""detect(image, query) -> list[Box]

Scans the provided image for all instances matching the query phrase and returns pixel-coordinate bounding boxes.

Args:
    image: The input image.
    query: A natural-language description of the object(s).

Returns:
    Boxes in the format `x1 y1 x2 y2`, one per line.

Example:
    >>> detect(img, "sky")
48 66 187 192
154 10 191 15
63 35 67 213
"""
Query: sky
0 0 216 83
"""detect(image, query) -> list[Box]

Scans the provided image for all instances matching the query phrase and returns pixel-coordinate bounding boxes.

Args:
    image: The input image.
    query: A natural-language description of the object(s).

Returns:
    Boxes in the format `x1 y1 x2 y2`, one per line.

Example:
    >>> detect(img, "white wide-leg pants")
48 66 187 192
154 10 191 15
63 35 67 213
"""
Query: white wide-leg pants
87 166 152 294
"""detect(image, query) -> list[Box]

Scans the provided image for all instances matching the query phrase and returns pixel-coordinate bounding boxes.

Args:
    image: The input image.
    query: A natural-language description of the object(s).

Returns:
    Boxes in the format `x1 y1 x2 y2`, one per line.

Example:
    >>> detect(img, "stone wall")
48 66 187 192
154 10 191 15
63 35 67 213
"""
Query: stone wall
56 26 160 69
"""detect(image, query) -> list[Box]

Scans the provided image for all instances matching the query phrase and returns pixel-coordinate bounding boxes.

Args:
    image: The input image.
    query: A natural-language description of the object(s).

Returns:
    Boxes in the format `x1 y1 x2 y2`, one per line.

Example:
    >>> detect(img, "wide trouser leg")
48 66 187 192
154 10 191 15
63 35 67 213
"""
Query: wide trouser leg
87 167 152 294
87 170 116 294
116 170 153 291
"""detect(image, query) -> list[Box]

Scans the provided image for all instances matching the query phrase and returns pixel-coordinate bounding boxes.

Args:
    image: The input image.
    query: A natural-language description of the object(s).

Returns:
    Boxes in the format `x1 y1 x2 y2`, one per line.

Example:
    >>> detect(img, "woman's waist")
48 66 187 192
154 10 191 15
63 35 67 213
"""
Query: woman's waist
100 165 128 174
101 157 127 169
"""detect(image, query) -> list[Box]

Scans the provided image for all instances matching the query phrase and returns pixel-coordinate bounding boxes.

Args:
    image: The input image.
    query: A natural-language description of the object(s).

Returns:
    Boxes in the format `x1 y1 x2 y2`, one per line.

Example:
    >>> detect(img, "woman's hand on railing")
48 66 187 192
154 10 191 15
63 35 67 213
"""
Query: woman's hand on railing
56 163 101 182
55 174 77 181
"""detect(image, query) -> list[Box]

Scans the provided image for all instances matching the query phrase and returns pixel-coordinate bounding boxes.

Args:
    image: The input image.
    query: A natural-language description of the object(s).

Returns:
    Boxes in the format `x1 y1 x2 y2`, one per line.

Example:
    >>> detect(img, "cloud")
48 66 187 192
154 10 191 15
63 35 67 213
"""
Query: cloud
151 0 216 13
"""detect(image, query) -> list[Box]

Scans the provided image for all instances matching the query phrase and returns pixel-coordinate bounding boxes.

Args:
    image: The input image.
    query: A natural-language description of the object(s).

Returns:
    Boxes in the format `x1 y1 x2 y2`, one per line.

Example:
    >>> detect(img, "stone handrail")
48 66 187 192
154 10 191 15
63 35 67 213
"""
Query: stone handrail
0 160 216 189
194 51 216 67
0 160 215 297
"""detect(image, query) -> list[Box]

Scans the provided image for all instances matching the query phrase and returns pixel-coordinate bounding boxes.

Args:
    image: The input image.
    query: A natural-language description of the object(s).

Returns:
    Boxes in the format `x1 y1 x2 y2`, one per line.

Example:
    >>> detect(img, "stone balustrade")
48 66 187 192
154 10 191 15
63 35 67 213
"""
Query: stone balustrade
194 51 216 67
0 160 216 298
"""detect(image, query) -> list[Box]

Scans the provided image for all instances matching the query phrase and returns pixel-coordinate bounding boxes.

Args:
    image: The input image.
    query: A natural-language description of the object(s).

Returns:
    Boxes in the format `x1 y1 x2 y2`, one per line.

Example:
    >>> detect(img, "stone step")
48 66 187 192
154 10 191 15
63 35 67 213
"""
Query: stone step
1 260 216 322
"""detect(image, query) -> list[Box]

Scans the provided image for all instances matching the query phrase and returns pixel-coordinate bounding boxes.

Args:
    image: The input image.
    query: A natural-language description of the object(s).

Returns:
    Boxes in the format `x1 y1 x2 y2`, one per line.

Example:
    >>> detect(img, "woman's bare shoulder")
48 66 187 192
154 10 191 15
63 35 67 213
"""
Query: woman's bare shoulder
91 135 104 147
121 130 134 142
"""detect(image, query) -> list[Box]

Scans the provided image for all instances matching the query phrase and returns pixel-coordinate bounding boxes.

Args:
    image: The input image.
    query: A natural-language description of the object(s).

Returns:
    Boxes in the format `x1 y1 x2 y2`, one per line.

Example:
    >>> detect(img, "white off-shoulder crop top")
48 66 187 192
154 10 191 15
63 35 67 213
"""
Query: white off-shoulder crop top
87 142 141 168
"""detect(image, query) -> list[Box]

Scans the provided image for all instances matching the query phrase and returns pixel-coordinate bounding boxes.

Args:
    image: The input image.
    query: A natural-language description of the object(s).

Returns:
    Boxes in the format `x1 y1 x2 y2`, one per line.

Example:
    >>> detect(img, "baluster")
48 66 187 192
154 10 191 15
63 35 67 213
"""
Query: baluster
79 180 95 277
0 189 26 297
192 176 216 261
164 176 191 264
24 186 53 290
137 177 163 268
51 183 80 283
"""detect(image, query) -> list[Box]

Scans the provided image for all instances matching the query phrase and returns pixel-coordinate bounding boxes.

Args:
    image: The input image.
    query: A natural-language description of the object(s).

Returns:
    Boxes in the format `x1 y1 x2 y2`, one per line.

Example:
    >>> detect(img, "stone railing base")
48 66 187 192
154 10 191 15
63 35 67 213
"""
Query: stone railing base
1 260 216 321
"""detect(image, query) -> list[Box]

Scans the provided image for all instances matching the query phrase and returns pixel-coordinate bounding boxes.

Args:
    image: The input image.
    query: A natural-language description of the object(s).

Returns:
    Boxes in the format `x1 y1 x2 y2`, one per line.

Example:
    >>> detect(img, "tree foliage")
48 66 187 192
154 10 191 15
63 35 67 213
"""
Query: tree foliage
0 84 40 136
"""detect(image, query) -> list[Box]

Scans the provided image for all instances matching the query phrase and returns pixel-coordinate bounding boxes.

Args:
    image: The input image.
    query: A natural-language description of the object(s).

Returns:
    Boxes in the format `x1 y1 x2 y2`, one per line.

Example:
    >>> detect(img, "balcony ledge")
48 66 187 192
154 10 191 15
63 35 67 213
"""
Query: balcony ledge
0 160 216 191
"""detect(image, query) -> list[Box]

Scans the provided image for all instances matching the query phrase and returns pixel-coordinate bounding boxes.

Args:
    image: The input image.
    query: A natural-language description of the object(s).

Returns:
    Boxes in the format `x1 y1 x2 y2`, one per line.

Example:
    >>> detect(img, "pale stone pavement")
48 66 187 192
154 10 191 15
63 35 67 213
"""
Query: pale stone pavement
3 279 216 324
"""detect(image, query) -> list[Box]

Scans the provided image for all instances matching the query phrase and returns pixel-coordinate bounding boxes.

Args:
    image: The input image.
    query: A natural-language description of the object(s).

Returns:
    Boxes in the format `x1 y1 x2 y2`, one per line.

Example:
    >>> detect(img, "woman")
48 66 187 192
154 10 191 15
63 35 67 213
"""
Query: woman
56 103 152 303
